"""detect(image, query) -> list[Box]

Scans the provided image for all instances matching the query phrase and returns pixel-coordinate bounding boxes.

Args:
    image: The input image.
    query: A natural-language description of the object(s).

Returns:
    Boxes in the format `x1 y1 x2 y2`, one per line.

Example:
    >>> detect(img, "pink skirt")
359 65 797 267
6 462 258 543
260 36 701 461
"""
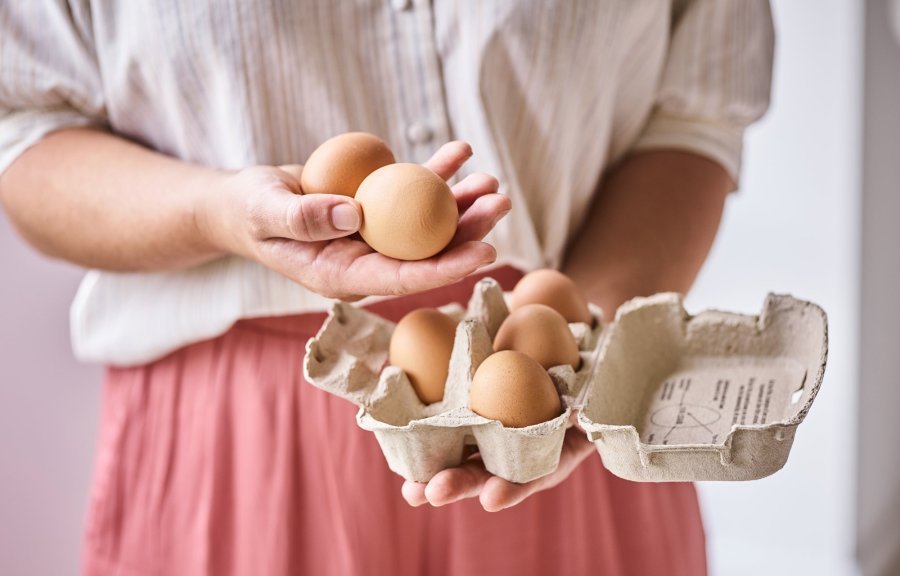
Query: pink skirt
82 267 707 576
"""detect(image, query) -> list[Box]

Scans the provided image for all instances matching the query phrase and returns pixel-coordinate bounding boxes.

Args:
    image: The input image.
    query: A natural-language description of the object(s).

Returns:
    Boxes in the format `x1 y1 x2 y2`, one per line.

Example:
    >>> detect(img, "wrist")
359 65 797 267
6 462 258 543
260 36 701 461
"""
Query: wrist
191 168 243 259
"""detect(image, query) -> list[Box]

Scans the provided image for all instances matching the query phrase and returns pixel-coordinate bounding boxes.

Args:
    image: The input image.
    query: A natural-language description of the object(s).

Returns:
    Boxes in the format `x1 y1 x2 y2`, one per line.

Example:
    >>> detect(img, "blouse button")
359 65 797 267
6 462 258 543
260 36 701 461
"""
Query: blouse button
406 121 433 145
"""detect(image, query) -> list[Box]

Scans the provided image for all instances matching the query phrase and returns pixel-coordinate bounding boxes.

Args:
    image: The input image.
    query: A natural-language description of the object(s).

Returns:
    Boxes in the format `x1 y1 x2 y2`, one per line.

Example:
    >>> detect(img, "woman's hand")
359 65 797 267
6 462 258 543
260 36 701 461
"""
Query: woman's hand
400 417 597 512
200 141 510 300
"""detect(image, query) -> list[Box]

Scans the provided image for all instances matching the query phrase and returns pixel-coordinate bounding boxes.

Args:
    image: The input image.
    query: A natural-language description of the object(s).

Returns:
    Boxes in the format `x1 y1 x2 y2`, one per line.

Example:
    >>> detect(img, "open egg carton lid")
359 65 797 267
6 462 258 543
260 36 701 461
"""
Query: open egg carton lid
304 278 828 483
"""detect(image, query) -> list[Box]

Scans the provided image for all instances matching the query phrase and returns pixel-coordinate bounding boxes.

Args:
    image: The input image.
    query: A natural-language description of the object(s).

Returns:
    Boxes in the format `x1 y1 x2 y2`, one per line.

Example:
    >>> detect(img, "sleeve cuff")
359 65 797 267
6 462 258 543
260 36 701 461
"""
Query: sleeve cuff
630 112 746 189
0 108 102 175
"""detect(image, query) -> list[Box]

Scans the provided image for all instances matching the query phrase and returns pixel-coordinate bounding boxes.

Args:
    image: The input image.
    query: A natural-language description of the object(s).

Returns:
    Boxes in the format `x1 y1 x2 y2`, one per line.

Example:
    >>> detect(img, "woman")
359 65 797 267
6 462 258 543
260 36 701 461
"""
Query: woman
0 1 773 575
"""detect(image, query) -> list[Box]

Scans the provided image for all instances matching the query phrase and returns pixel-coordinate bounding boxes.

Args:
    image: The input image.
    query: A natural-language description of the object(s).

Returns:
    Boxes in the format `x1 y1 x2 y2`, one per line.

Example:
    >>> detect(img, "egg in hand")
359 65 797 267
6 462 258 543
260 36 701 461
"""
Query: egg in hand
300 132 395 197
299 132 460 261
355 163 458 261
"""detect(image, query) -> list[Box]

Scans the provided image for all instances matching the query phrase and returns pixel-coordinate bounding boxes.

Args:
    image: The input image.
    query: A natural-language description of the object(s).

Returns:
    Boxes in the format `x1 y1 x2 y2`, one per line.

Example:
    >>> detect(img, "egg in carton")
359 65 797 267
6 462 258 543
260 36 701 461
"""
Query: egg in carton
304 278 599 483
304 278 828 483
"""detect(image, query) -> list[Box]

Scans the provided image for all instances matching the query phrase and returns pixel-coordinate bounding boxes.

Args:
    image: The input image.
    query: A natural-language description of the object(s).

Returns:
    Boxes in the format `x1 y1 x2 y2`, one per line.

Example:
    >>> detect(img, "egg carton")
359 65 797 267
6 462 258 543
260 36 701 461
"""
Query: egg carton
304 278 828 483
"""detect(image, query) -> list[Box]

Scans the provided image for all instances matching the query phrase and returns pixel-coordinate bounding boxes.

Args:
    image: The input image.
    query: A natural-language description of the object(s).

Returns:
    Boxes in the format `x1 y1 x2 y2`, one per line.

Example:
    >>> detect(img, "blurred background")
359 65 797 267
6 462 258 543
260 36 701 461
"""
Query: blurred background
1 1 897 575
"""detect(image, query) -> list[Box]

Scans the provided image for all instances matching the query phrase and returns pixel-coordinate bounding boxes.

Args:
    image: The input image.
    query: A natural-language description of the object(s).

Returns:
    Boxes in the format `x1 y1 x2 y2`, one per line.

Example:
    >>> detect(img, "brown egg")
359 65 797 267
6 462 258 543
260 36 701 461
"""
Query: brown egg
511 269 592 324
469 351 562 428
300 132 395 196
389 308 458 404
355 163 458 260
493 304 580 370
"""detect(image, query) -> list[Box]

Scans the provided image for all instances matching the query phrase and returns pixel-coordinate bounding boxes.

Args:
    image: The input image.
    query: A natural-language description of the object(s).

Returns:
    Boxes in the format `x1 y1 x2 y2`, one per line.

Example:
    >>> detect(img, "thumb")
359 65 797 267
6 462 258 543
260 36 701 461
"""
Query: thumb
263 191 361 242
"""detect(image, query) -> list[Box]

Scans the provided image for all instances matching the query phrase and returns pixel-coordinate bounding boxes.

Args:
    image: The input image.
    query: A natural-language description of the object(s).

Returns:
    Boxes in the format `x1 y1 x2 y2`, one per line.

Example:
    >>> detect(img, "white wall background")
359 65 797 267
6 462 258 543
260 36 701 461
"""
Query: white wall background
689 1 861 575
0 216 101 575
0 1 863 575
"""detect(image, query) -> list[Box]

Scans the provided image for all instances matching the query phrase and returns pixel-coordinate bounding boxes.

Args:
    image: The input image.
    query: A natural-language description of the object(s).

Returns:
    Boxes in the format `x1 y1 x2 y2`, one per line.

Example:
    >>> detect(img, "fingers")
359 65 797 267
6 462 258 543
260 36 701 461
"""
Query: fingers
447 172 510 247
451 172 500 211
334 240 496 297
477 463 558 513
254 190 362 242
450 193 511 247
394 241 497 291
259 233 496 300
399 428 597 512
401 482 429 507
401 463 522 511
480 429 596 511
479 477 540 512
268 146 503 247
423 460 494 506
284 194 361 241
424 141 473 181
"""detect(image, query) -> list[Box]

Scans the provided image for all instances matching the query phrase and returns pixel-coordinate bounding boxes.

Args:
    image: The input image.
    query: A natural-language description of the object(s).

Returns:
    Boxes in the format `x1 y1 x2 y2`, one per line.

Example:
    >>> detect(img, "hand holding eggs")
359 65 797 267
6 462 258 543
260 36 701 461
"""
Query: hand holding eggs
298 132 460 260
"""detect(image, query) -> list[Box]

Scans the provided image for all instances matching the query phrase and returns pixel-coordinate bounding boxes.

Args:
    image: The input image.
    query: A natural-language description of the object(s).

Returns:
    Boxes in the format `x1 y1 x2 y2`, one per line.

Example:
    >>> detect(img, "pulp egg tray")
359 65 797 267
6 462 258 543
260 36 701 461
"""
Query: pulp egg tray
304 278 828 484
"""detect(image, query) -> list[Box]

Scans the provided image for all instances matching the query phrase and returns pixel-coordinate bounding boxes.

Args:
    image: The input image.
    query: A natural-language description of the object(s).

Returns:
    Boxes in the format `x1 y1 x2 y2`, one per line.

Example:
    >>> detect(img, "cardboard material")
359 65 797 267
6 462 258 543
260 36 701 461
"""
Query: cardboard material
304 278 828 483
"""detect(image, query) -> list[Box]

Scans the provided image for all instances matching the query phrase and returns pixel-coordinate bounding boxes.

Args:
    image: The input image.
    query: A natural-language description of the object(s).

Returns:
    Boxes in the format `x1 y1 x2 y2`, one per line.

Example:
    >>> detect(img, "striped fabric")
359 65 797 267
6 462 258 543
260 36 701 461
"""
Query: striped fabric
0 0 774 366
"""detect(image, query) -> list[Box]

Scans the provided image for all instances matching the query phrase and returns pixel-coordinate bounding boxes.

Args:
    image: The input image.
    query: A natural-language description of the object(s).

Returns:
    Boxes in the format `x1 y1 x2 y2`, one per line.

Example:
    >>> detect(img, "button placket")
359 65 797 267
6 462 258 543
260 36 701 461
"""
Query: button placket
388 0 451 163
408 0 452 160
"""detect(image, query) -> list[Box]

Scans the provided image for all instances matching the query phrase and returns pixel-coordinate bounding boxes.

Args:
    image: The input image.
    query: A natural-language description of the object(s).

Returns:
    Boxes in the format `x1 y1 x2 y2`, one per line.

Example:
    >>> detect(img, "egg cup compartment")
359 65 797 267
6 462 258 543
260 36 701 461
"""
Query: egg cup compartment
576 292 828 482
359 367 573 484
305 278 599 483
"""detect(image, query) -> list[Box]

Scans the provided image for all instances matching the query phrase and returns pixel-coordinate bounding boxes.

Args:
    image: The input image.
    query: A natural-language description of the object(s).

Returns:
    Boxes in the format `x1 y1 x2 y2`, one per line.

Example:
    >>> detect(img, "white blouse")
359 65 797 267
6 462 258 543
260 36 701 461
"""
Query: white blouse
0 0 774 366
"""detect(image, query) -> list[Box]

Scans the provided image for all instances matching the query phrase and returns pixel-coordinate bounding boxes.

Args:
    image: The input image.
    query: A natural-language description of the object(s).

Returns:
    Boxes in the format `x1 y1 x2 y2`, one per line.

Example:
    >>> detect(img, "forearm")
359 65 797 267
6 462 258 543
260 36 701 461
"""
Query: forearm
0 127 225 271
563 150 732 320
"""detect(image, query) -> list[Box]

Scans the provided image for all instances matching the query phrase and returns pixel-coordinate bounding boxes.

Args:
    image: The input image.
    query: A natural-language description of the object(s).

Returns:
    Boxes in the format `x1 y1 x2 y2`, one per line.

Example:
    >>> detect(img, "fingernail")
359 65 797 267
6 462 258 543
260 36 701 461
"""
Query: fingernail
483 243 498 263
332 203 360 231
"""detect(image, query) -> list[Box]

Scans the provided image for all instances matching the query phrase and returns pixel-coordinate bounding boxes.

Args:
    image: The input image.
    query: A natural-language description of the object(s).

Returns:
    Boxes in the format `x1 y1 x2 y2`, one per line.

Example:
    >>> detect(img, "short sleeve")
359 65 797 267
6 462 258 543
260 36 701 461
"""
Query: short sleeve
0 1 106 175
631 0 775 186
